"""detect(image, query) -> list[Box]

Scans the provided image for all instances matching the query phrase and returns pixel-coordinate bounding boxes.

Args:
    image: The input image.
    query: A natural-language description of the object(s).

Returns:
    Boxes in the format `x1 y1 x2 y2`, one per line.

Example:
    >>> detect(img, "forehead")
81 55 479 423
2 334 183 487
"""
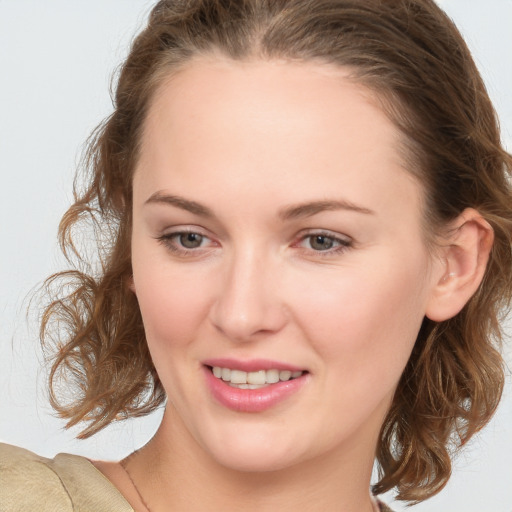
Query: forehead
135 57 422 224
144 57 399 158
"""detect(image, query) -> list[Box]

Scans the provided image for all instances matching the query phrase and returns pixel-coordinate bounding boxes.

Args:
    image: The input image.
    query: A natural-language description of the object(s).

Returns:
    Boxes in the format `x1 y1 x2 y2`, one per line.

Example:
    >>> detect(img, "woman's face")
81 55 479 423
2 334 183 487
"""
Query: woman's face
131 57 442 472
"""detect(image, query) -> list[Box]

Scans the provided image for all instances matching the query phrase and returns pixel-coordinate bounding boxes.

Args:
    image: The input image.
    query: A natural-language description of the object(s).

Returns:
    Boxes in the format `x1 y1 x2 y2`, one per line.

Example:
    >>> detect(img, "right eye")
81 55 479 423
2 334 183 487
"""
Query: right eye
157 229 215 255
175 232 205 249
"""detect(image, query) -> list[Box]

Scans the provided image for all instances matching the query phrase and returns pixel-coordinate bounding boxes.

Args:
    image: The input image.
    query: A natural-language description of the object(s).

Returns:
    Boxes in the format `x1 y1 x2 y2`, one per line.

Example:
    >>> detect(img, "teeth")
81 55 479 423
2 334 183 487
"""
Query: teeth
279 370 292 381
266 369 280 384
211 367 304 387
230 370 247 384
228 383 267 390
247 370 266 385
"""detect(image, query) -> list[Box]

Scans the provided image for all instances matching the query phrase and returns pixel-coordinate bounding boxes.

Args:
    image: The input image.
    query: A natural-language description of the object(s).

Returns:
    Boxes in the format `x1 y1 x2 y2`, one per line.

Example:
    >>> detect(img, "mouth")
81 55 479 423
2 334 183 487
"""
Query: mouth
202 360 309 412
209 366 305 389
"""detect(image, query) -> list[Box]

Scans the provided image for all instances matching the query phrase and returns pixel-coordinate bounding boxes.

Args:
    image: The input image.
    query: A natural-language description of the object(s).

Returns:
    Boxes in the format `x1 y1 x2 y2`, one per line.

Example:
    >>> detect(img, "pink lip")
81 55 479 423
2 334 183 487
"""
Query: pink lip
203 358 304 373
202 365 309 413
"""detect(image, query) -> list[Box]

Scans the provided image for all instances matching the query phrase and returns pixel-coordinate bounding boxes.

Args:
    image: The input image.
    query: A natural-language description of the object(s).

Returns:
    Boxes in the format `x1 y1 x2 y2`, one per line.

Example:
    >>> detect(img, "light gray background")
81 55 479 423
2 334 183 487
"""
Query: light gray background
0 1 511 511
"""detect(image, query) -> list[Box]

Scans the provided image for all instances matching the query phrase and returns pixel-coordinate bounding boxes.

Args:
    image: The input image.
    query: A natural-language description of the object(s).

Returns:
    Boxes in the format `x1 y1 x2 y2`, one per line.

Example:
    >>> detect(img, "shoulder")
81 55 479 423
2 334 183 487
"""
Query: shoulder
0 443 72 511
0 443 133 512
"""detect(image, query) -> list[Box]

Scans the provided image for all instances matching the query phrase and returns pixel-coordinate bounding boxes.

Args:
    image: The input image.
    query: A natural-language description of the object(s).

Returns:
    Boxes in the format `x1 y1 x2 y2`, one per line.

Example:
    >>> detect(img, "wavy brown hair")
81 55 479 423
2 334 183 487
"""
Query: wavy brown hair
41 0 512 503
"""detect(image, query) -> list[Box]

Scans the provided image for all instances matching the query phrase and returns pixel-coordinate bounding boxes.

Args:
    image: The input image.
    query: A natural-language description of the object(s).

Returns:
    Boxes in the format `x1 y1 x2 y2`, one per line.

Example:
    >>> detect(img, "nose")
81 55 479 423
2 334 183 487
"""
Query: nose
209 249 288 342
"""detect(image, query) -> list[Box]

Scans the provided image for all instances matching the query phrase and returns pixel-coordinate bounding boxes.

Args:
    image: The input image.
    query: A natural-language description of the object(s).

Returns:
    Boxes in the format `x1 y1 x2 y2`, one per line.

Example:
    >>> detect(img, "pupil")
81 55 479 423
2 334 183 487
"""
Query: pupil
180 233 202 248
311 235 333 251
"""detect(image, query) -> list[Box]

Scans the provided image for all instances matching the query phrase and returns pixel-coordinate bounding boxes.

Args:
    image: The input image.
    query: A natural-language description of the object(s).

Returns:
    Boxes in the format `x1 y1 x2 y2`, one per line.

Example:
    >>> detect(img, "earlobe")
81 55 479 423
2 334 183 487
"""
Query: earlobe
425 209 494 322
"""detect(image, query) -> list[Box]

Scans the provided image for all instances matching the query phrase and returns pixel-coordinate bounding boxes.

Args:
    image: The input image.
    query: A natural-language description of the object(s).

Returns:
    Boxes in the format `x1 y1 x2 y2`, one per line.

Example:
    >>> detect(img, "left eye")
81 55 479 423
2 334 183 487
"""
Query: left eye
299 233 351 252
307 235 337 251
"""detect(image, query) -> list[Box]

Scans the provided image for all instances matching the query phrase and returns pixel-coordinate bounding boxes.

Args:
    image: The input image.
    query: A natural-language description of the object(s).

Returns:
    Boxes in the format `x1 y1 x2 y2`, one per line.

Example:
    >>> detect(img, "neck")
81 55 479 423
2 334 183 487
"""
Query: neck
123 407 378 512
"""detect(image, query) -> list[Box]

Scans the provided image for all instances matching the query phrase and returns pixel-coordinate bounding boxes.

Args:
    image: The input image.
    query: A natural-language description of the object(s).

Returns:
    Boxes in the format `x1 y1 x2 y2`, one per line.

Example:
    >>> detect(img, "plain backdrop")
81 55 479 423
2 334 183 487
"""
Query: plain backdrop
0 1 511 511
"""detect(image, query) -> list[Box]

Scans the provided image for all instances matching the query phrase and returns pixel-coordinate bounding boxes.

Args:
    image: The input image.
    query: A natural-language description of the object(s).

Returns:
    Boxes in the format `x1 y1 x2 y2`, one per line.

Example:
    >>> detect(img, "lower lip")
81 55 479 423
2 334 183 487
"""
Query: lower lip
203 367 308 413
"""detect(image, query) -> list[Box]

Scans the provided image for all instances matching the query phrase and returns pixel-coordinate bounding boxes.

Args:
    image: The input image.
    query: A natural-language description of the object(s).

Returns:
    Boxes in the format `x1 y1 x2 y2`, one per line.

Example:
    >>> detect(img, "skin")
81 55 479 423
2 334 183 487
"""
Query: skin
95 57 493 511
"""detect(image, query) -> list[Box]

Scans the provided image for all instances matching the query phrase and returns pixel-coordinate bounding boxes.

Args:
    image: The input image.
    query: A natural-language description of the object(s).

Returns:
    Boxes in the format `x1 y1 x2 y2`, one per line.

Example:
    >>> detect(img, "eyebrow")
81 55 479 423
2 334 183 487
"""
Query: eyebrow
144 192 374 220
279 199 375 220
144 192 214 217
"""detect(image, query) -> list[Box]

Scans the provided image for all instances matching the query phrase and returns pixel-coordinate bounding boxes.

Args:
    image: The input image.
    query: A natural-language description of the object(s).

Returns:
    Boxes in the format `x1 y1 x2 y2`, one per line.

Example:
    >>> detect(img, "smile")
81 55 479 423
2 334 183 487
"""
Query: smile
203 362 309 412
211 367 304 389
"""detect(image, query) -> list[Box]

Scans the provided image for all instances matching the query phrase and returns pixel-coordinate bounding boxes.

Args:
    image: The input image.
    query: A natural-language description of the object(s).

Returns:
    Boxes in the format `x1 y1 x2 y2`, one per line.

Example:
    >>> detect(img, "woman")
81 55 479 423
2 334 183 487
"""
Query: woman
1 1 511 511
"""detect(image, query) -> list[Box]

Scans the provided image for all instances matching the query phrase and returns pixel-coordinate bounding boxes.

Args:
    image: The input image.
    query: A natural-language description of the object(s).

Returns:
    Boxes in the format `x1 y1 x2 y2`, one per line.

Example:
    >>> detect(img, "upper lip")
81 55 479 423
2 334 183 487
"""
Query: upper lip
203 358 306 373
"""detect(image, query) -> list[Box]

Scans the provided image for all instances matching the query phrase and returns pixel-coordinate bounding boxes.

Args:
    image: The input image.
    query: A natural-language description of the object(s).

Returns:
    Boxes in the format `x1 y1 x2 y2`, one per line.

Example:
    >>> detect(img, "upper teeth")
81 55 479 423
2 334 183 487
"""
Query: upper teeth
212 367 303 388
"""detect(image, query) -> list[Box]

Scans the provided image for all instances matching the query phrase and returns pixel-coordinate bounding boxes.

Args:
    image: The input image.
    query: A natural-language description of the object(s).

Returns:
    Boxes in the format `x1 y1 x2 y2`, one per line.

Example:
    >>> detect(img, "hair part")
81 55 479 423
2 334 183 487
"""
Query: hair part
41 0 512 503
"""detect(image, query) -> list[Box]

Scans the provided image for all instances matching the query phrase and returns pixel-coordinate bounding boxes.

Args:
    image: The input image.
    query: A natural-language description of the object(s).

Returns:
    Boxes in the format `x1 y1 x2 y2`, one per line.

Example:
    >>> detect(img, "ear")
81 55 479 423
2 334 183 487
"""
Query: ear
425 208 494 322
127 274 136 294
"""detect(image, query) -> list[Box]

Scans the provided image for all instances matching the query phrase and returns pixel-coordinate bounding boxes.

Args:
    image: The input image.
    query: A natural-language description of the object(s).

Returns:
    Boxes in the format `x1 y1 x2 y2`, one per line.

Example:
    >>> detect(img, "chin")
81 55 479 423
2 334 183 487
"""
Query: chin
204 428 305 473
214 449 297 474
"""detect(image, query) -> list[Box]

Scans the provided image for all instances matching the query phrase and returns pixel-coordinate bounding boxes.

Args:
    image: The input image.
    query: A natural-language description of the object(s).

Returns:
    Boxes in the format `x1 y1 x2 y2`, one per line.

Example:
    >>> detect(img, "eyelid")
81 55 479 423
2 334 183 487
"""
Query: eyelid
296 228 352 243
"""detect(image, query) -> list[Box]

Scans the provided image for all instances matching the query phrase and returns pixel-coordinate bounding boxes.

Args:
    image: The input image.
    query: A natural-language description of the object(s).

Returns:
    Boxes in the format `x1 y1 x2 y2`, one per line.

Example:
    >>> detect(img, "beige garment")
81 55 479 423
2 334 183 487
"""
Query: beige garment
0 443 133 512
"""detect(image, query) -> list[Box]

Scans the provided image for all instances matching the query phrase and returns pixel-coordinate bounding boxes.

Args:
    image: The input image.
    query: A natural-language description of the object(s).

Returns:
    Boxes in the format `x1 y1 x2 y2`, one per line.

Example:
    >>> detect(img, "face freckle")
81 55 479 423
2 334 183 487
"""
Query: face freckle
130 56 439 474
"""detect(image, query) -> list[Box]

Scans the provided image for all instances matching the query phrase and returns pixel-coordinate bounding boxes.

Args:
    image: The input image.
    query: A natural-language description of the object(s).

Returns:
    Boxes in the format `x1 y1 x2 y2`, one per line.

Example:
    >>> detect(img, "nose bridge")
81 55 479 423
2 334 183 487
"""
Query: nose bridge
210 243 286 341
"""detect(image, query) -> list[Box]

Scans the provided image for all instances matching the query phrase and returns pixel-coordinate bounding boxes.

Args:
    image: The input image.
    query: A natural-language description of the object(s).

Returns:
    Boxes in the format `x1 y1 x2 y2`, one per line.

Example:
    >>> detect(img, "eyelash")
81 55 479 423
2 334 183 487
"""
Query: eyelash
156 229 353 257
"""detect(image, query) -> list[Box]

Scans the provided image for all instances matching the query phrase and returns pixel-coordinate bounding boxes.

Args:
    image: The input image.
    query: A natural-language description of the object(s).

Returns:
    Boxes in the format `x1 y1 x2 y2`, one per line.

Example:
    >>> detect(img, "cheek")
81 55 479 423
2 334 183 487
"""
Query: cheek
293 252 430 382
132 262 215 400
132 251 213 346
